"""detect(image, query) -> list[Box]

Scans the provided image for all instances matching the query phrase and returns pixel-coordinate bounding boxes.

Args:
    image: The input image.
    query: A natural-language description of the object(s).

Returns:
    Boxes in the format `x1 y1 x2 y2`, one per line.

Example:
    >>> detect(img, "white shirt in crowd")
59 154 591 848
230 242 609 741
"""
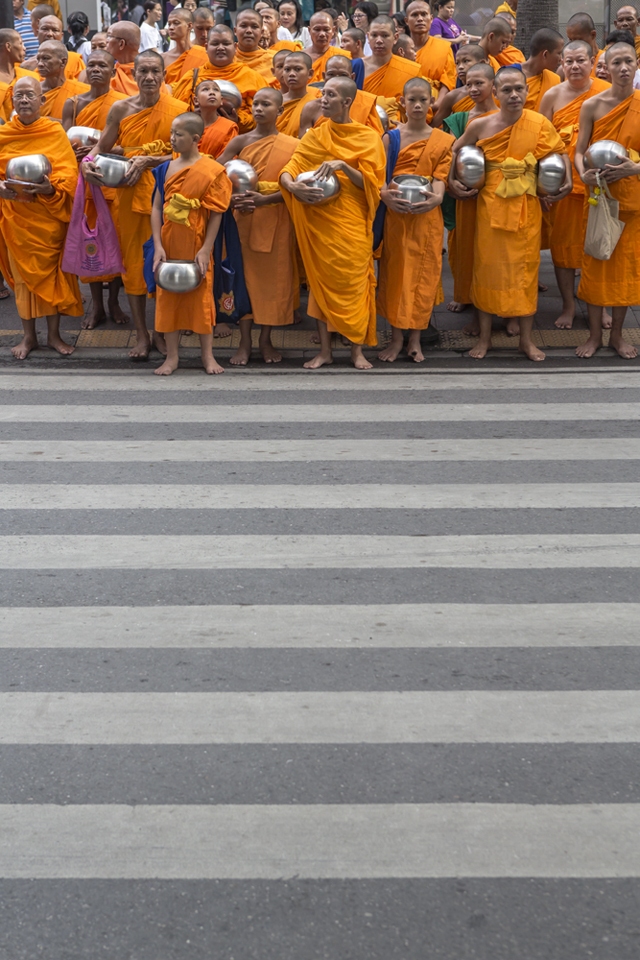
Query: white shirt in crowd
139 20 163 53
277 25 293 40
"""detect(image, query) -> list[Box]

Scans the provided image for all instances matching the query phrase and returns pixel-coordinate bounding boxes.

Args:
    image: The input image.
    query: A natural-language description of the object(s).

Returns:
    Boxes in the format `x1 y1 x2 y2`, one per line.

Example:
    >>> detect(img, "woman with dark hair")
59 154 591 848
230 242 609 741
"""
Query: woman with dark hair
429 0 463 54
350 1 378 55
277 0 311 45
66 10 91 61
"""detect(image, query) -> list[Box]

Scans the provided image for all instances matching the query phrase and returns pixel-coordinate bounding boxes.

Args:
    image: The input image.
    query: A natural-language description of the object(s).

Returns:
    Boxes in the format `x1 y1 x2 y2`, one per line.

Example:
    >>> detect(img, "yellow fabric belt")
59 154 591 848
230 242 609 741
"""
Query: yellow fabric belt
164 192 201 225
488 152 538 198
257 180 280 195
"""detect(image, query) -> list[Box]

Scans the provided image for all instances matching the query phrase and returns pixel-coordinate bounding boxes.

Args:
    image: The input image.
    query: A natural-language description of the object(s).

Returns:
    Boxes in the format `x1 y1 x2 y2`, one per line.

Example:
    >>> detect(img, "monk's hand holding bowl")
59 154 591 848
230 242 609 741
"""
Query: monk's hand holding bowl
122 155 154 187
600 157 640 183
231 190 261 214
381 184 413 214
81 160 104 186
0 181 18 200
286 179 326 204
195 245 213 278
21 176 55 198
218 104 239 126
409 192 442 215
314 159 344 180
447 176 478 200
152 244 167 274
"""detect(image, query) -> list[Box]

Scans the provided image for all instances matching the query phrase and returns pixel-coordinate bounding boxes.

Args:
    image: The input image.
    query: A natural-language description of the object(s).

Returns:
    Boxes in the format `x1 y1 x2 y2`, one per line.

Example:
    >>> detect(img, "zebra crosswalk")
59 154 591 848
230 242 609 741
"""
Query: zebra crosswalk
1 366 639 959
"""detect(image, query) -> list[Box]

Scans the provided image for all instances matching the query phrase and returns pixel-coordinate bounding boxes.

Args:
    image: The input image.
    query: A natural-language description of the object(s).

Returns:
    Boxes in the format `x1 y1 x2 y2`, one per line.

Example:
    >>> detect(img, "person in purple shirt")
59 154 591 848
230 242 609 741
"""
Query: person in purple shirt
430 0 462 55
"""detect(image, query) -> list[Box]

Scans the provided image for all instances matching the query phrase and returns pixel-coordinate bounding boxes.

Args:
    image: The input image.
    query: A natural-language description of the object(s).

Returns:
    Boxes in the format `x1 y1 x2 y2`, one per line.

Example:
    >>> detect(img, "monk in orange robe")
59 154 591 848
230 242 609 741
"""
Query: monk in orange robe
307 12 349 84
450 66 570 361
84 50 187 359
0 77 82 359
234 7 275 81
163 9 208 87
405 0 456 100
431 44 488 128
575 42 640 359
172 25 268 134
195 80 238 157
22 14 84 79
0 28 39 121
218 88 299 364
36 40 88 119
152 112 231 375
377 78 453 363
277 51 320 137
521 28 563 111
280 76 385 369
565 12 603 81
494 12 525 66
540 40 610 330
362 16 423 123
298 54 383 135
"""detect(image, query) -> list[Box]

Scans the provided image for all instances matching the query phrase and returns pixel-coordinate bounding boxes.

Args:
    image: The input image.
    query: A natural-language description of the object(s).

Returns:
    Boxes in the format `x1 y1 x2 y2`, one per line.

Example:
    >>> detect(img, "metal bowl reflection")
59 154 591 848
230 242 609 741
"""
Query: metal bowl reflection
585 139 629 169
5 153 52 183
455 145 485 189
216 79 243 109
295 169 341 204
376 104 389 133
156 260 202 293
67 125 102 146
224 159 259 194
537 152 566 196
94 152 132 187
391 174 432 208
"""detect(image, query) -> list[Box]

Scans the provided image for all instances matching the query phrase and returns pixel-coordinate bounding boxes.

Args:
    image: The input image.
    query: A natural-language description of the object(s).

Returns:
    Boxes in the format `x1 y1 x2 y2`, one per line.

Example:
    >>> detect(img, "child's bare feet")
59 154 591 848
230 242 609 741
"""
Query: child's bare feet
304 350 333 369
351 344 372 369
81 306 107 329
202 355 224 374
46 334 74 355
378 328 403 362
407 331 425 363
230 345 251 365
214 323 233 338
468 338 491 359
576 336 601 358
11 335 37 360
154 356 179 375
554 309 575 329
462 318 480 336
520 341 545 362
261 342 282 363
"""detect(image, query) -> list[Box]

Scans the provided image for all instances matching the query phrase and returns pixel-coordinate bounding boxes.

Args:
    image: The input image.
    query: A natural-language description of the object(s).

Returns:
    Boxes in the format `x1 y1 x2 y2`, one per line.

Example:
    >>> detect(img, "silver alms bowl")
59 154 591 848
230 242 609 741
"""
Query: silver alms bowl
295 169 341 204
391 174 432 208
94 152 132 187
156 259 202 293
216 79 243 109
6 153 52 183
585 139 629 169
224 158 258 193
67 125 102 146
455 145 485 189
537 152 566 196
376 104 389 133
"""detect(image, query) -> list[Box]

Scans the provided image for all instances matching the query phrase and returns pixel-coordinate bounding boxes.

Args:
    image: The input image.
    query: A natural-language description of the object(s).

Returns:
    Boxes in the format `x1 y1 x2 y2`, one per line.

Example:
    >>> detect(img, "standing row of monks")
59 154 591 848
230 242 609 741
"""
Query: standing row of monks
0 5 638 370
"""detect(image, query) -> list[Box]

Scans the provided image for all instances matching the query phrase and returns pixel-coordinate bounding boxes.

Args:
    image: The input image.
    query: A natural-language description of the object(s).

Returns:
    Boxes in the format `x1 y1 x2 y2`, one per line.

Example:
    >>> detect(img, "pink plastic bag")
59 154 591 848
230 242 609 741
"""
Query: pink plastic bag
62 167 124 277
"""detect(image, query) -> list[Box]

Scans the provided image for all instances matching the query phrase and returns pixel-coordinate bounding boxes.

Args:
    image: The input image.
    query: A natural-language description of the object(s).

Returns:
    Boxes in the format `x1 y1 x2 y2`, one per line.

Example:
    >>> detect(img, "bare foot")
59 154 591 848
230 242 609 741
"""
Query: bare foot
538 282 548 292
447 300 469 313
303 351 333 369
46 334 75 356
129 334 151 360
610 331 638 359
11 335 37 360
520 342 545 362
602 309 613 330
576 336 601 358
407 332 425 363
462 319 480 336
505 318 520 337
554 310 575 329
292 309 302 325
230 345 251 365
351 345 372 370
81 309 107 330
468 339 491 359
109 303 130 325
153 331 167 356
310 332 320 344
214 323 233 338
261 343 282 364
378 343 402 361
154 357 179 375
202 356 224 374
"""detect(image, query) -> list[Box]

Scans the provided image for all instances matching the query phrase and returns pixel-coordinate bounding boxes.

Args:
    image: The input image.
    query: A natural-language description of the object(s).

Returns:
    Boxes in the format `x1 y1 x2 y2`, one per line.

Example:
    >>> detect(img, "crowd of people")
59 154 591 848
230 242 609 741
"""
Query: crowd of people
0 1 639 374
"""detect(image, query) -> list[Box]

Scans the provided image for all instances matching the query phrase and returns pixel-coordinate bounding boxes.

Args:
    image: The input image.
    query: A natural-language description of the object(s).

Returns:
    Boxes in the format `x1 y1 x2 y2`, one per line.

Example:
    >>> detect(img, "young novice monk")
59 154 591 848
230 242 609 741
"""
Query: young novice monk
218 88 299 364
431 44 488 127
377 77 454 362
151 112 232 375
195 79 239 157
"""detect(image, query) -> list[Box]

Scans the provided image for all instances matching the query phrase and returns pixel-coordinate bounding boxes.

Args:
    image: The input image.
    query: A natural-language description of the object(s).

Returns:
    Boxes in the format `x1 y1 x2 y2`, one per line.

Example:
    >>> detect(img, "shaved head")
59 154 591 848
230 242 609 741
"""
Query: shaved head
403 75 431 94
481 17 511 38
530 27 564 56
254 86 283 106
87 49 116 67
370 14 395 32
134 48 164 69
605 40 637 61
174 111 204 136
38 39 67 60
194 6 214 18
13 75 42 96
0 28 20 46
30 4 54 18
325 54 352 70
272 48 290 66
168 7 193 23
284 50 313 69
457 43 486 61
567 12 596 34
494 65 523 86
466 62 496 81
563 39 593 58
210 23 234 40
324 74 357 100
236 7 262 23
310 11 333 25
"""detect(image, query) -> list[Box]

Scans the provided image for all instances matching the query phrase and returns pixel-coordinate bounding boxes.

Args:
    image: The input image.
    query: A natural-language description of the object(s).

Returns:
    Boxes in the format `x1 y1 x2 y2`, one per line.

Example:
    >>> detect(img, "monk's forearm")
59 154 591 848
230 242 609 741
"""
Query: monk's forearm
339 163 364 189
150 198 163 249
201 212 222 254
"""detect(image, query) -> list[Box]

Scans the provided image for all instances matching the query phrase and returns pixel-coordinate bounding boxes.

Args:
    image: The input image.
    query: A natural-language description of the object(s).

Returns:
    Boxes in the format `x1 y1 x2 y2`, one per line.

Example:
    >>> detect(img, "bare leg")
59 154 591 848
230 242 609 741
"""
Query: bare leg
518 315 545 361
46 314 74 355
230 317 252 365
378 327 404 362
303 319 333 369
127 293 151 359
259 325 282 363
609 306 638 359
468 310 492 359
154 330 180 375
213 322 233 338
462 308 480 336
11 318 38 360
351 343 372 370
200 332 224 374
108 278 130 325
406 329 425 363
0 271 10 299
602 308 613 329
576 303 603 358
82 283 107 329
553 266 576 328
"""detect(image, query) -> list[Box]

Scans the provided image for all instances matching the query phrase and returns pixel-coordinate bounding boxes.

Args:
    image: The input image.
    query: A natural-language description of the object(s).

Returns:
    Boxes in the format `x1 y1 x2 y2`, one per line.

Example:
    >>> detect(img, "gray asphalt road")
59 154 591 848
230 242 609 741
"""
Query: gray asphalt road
1 365 639 960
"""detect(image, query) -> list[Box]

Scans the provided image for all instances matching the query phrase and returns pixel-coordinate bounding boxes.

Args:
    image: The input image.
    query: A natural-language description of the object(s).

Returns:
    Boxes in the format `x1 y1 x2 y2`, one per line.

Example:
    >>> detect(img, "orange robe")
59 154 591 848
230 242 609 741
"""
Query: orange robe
115 94 187 295
277 88 321 137
578 92 640 307
0 65 39 121
496 45 525 67
309 46 349 84
234 133 299 325
363 54 423 109
452 93 475 113
155 156 231 335
315 88 384 134
445 111 480 304
590 49 605 80
549 78 610 270
41 77 90 120
199 116 239 157
235 46 275 82
525 69 560 112
377 129 454 328
164 45 210 87
271 40 301 53
111 62 139 96
171 60 268 133
65 51 85 81
281 119 385 344
471 109 564 317
0 116 82 318
415 35 457 92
